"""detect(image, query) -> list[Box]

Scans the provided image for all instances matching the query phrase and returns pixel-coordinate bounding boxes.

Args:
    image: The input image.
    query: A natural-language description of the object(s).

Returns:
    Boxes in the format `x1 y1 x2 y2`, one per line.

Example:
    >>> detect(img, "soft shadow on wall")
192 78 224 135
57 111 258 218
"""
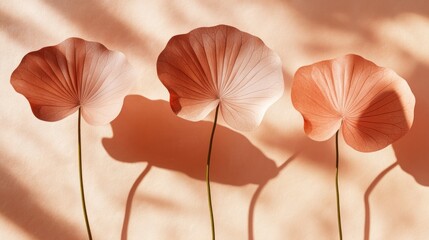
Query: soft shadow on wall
40 0 156 57
103 95 278 186
0 9 52 47
0 165 80 240
284 0 429 29
103 95 281 239
275 0 429 57
393 62 429 187
359 89 411 240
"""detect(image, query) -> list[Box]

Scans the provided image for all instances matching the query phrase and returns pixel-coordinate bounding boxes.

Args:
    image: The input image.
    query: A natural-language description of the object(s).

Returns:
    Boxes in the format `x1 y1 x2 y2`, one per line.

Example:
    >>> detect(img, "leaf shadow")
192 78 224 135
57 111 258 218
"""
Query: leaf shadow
393 62 429 187
102 95 281 238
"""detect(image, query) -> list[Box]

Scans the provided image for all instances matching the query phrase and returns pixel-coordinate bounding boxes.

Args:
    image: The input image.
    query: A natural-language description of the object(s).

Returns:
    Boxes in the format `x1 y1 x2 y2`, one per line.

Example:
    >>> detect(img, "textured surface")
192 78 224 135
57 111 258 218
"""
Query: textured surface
1 0 429 239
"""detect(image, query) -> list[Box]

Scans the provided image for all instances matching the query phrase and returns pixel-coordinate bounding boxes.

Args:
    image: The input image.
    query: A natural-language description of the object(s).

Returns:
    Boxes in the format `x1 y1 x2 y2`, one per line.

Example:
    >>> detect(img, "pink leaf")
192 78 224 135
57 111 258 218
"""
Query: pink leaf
11 38 135 125
157 25 284 131
292 54 415 152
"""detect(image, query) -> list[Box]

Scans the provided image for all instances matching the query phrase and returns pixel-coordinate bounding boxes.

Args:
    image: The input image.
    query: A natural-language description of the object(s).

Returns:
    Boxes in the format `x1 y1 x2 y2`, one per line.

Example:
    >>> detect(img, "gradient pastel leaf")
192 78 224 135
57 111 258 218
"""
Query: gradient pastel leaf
291 54 415 152
11 37 135 125
157 25 284 131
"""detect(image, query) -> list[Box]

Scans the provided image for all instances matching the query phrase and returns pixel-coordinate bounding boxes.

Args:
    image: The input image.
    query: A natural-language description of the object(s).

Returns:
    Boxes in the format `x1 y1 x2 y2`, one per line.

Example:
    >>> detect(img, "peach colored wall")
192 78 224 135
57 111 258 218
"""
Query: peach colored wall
1 0 429 239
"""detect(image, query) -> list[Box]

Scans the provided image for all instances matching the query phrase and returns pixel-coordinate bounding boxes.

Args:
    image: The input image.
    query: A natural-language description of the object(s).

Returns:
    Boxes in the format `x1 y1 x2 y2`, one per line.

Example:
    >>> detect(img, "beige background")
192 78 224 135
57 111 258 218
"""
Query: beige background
1 0 429 239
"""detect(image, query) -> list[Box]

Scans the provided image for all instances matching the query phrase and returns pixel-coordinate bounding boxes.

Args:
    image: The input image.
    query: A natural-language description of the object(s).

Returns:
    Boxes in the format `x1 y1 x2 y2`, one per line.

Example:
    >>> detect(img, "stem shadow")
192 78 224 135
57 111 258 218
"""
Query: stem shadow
363 162 398 240
121 164 152 240
248 153 299 240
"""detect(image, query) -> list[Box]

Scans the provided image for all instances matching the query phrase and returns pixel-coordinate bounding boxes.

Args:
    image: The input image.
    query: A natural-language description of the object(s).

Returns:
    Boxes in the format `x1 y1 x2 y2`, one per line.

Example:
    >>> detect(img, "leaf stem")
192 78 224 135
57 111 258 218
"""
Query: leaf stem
335 130 343 240
78 108 93 240
206 104 220 240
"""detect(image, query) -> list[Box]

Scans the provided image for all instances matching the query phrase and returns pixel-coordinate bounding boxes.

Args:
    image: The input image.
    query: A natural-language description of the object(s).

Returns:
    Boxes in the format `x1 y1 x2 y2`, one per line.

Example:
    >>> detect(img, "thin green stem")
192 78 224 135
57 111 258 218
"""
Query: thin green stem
206 104 220 240
78 108 93 240
335 130 343 240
